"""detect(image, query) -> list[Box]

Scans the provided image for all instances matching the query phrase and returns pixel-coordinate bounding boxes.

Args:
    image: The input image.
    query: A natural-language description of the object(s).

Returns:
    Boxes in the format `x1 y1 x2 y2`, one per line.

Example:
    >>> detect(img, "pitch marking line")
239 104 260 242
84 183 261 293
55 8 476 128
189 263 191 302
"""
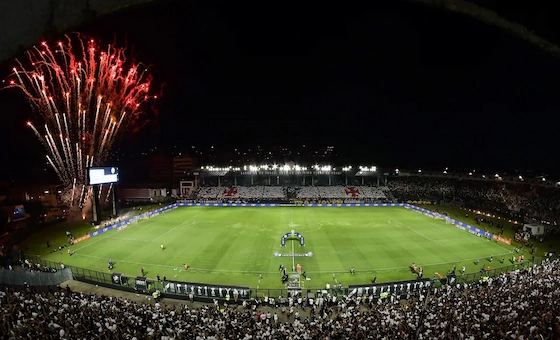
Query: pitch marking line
290 207 296 271
73 234 113 252
73 211 203 252
150 215 200 242
73 251 513 276
174 269 183 278
134 211 177 230
405 210 515 253
424 219 447 230
73 253 178 269
381 213 435 242
488 241 513 254
106 237 151 242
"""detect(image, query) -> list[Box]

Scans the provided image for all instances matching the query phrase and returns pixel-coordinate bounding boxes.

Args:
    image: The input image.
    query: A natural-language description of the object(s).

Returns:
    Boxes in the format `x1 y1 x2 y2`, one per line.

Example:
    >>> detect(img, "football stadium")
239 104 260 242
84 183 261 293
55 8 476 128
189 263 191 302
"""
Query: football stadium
7 168 560 339
25 200 521 290
2 1 560 339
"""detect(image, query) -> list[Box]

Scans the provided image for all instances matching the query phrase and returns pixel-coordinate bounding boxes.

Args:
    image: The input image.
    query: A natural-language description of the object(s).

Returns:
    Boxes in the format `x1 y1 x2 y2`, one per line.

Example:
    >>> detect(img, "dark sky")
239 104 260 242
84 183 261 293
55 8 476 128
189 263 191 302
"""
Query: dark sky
1 0 560 180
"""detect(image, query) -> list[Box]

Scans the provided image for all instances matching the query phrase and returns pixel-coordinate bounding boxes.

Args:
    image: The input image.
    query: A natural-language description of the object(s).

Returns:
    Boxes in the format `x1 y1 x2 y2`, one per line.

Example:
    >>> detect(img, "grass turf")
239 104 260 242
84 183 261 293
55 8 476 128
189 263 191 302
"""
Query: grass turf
24 206 524 289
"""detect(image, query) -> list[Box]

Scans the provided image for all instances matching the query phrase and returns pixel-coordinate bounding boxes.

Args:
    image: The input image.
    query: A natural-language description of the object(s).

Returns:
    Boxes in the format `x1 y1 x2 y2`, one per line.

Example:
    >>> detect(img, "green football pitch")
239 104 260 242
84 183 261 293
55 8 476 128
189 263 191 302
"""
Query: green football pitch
31 206 517 288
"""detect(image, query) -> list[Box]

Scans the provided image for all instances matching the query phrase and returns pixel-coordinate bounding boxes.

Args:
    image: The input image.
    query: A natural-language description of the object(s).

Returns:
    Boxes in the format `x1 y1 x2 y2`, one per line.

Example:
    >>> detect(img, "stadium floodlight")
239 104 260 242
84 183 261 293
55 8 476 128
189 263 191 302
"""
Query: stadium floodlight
469 172 473 176
519 175 523 180
272 164 278 169
282 164 290 171
542 177 546 181
249 165 258 172
319 165 331 172
443 170 447 174
342 166 351 172
395 168 400 174
418 169 422 173
295 165 302 171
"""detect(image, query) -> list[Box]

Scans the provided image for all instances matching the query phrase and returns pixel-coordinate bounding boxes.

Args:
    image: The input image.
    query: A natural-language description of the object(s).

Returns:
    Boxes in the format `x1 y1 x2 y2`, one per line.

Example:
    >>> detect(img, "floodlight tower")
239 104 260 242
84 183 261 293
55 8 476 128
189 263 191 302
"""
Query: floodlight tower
342 166 352 185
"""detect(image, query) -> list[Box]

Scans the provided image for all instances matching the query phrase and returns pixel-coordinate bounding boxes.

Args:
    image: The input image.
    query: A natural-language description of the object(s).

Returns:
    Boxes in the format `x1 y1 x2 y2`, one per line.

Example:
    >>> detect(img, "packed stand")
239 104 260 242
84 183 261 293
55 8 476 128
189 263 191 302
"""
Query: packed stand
191 186 388 203
294 186 386 202
387 176 560 223
1 259 559 339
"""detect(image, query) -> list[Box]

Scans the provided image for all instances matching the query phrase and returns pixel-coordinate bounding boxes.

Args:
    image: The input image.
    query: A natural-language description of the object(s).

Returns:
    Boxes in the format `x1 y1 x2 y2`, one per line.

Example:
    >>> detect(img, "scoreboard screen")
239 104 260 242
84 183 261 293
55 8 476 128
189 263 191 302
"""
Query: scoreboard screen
88 167 119 185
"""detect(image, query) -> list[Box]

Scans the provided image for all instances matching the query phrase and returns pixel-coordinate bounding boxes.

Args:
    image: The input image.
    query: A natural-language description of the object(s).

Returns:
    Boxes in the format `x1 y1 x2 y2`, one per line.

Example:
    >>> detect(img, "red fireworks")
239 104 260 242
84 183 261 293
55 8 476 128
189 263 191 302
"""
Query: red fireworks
4 34 158 192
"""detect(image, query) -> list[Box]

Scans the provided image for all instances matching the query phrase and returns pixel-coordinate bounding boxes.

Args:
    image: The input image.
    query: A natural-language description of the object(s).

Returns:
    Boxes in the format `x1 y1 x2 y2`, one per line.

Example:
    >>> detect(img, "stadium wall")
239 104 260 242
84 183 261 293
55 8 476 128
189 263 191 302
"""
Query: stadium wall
0 267 73 286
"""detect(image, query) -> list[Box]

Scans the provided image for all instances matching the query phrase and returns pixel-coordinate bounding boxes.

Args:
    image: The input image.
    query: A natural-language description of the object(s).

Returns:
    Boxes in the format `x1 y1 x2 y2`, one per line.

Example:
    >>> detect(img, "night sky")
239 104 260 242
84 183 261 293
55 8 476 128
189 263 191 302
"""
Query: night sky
1 0 560 180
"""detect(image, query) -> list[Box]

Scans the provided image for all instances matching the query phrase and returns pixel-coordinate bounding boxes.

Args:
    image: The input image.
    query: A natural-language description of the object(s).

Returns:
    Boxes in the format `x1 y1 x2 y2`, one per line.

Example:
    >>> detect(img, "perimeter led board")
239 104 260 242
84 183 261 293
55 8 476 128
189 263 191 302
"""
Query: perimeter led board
88 167 119 185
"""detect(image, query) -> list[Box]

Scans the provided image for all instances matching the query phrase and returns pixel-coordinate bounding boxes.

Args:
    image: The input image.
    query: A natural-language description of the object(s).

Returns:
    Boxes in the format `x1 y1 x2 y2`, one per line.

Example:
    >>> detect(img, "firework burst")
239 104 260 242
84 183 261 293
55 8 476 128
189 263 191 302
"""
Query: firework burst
4 33 158 207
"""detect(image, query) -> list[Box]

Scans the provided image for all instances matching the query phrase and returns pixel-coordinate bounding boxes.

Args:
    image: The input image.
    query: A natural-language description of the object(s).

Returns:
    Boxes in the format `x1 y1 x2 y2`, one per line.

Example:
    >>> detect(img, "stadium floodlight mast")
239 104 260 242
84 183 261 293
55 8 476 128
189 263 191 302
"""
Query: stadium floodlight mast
204 166 231 171
342 166 352 185
359 166 377 172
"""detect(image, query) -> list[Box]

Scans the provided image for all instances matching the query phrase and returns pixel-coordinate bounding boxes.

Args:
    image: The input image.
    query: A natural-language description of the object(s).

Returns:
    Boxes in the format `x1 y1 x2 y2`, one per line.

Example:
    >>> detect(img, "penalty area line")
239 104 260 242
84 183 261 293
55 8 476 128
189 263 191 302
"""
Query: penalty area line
150 213 203 242
174 269 182 278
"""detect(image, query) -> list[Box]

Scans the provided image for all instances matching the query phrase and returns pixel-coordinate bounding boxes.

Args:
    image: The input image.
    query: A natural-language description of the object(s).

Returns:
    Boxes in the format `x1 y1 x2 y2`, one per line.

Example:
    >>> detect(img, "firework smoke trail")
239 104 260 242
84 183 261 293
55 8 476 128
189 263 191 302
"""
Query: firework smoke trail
105 183 113 204
70 177 77 207
4 34 158 207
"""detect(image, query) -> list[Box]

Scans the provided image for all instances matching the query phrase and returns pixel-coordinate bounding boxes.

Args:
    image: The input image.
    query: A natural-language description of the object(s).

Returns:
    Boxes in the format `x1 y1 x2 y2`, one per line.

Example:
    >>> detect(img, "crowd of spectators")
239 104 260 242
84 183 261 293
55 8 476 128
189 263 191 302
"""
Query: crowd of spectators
191 185 388 203
190 178 560 223
295 186 387 201
387 176 560 223
1 259 559 339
